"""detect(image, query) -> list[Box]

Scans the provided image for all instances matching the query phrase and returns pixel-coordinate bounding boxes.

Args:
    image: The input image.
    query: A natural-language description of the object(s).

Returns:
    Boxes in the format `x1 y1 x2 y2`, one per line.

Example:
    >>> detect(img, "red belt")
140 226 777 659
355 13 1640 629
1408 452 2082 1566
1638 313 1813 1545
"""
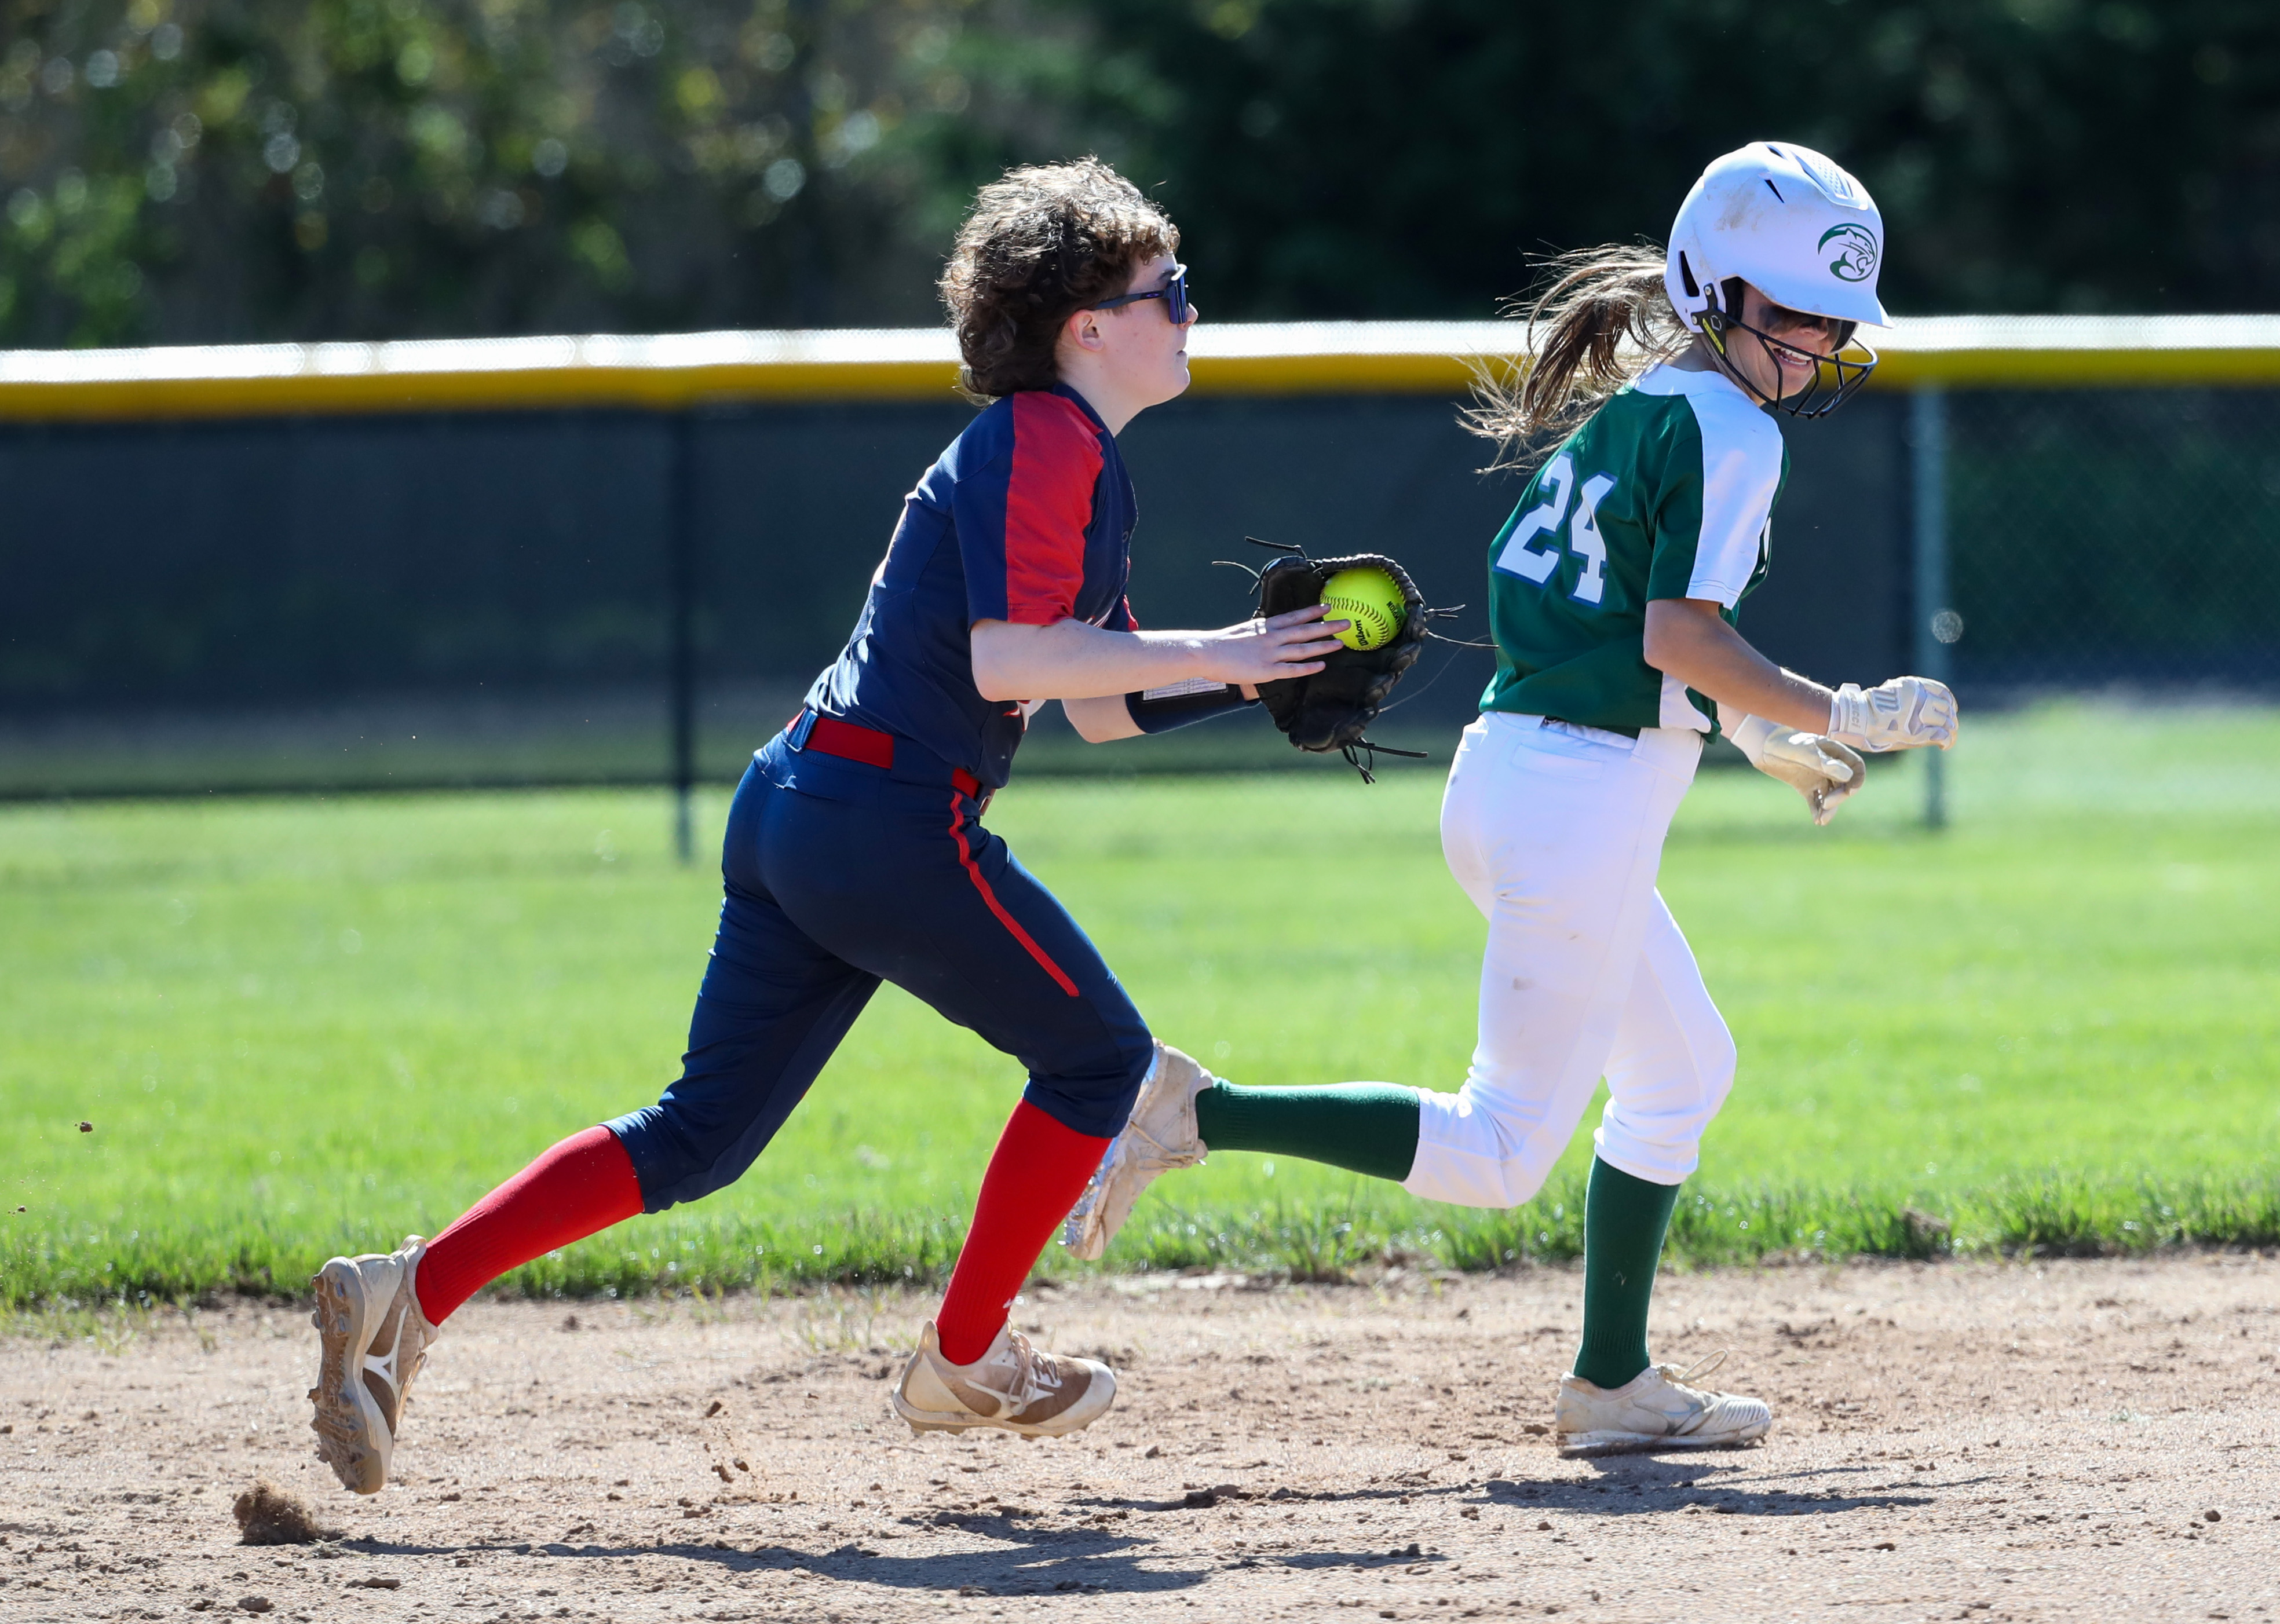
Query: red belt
788 711 985 800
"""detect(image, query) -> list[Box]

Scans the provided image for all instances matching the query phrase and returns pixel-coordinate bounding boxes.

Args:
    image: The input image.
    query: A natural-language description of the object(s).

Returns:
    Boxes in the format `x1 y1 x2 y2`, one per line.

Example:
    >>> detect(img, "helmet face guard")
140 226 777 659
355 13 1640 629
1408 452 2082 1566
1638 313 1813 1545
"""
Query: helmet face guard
1700 281 1878 419
1664 141 1889 419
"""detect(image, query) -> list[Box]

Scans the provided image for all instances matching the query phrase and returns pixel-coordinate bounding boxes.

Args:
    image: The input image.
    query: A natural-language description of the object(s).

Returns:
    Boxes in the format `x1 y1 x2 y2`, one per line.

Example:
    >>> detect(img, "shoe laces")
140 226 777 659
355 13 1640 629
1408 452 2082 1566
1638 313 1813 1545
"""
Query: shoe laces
1006 1330 1049 1395
1124 1117 1204 1172
1648 1351 1737 1409
960 1329 1059 1418
1664 1349 1729 1387
1125 1066 1214 1170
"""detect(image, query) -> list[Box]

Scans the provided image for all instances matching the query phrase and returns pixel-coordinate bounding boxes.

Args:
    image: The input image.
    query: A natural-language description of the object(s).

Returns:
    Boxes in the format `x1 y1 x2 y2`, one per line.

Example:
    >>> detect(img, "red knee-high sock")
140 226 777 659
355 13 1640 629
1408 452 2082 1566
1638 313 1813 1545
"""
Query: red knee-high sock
934 1100 1109 1365
413 1125 645 1326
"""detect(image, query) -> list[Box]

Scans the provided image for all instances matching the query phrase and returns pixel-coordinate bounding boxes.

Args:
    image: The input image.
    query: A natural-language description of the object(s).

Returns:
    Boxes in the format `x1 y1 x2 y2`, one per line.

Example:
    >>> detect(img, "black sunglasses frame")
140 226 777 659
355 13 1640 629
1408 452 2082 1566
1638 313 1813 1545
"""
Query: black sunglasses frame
1089 264 1191 325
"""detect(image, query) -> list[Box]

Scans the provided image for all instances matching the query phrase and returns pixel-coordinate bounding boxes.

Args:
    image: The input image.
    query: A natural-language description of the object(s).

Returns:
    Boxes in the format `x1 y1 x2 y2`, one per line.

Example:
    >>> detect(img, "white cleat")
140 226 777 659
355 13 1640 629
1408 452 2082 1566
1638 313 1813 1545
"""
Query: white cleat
307 1237 439 1495
1061 1040 1214 1261
1554 1352 1771 1458
890 1320 1117 1439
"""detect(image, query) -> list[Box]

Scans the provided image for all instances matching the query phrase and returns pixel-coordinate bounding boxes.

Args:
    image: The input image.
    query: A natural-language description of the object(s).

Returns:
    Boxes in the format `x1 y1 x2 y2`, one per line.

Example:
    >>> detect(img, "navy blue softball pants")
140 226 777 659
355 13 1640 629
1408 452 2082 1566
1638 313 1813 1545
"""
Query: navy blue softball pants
605 732 1154 1213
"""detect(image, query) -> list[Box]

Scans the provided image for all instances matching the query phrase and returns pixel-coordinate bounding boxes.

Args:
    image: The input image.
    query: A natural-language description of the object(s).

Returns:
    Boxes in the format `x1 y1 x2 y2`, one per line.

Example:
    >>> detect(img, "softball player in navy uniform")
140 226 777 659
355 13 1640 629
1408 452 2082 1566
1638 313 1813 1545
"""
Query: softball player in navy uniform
1068 143 1959 1455
304 159 1346 1495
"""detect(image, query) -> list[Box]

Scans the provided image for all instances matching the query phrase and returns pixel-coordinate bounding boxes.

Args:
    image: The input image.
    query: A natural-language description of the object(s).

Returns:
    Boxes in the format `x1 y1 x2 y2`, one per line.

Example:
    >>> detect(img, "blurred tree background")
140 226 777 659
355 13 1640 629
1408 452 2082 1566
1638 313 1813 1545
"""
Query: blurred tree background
0 0 2275 347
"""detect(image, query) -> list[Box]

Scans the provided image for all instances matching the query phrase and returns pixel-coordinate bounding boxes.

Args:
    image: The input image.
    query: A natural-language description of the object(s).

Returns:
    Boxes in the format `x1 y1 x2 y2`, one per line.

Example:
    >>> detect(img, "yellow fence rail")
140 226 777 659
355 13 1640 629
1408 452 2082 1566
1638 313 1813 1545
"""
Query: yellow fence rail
1 314 2277 421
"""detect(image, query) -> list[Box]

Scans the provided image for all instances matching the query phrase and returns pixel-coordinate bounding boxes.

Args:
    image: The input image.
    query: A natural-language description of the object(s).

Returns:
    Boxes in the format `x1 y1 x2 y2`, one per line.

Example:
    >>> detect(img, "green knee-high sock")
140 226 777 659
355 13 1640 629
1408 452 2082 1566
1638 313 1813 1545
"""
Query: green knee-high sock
1572 1156 1681 1391
1192 1081 1420 1182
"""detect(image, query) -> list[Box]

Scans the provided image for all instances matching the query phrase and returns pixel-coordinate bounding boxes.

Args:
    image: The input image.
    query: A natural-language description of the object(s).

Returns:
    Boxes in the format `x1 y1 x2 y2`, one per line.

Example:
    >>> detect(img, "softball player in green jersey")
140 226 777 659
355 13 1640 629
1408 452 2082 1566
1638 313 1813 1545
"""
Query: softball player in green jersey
1066 142 1958 1457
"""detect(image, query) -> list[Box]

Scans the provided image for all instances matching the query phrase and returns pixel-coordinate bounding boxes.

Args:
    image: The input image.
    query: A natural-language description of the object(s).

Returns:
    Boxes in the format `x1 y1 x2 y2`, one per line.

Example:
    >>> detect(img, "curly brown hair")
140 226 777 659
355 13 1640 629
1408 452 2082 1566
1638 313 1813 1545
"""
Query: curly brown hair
940 158 1179 400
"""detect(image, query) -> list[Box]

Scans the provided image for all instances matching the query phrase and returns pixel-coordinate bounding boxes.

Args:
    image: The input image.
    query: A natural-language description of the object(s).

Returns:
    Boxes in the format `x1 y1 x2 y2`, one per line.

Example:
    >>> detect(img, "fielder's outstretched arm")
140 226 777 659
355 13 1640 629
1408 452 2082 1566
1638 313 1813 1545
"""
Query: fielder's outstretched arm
981 610 1339 744
970 605 1343 703
1062 675 1277 742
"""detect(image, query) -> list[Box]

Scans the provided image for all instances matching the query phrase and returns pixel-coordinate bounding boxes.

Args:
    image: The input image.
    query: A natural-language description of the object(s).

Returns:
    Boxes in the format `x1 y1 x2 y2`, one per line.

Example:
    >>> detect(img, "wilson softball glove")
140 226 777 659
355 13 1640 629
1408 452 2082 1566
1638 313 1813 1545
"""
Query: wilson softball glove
1727 714 1865 826
1245 541 1433 780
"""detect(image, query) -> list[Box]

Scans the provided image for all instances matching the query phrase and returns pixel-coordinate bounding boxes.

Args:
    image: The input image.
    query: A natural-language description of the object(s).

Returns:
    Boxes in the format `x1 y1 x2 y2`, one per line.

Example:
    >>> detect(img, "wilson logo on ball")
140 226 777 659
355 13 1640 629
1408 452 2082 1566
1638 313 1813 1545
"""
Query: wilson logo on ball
1318 566 1408 652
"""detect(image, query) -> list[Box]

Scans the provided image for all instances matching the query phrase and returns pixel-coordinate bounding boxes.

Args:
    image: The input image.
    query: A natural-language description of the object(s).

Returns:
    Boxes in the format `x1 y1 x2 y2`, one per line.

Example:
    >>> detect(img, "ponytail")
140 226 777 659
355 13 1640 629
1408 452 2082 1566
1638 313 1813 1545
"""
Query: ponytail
1466 244 1691 470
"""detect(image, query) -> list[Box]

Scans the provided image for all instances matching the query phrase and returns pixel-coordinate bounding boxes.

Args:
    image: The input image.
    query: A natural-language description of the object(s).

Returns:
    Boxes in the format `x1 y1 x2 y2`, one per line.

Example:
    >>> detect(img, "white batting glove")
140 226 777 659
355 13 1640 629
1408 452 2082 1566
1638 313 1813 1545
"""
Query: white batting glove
1729 714 1865 826
1827 676 1958 752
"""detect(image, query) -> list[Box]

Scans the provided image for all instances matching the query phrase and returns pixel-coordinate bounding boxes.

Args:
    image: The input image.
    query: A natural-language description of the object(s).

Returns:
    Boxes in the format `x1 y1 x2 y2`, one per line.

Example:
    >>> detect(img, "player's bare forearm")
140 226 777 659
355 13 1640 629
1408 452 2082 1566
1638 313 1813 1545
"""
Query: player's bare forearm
971 619 1218 703
1061 694 1142 742
970 609 1341 704
1641 598 1830 734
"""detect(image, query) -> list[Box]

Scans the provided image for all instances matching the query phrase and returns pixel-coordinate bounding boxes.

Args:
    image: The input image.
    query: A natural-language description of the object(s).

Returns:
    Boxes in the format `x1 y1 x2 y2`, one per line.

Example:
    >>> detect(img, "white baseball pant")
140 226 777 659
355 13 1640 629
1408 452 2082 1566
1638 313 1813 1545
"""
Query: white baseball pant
1404 712 1737 1207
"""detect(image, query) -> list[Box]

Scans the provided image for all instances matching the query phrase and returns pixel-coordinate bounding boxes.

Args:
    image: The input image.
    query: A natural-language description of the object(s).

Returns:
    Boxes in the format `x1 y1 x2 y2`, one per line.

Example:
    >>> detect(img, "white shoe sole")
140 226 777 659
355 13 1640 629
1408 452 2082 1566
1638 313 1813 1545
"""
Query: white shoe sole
309 1261 391 1494
1556 1420 1770 1459
888 1369 1117 1439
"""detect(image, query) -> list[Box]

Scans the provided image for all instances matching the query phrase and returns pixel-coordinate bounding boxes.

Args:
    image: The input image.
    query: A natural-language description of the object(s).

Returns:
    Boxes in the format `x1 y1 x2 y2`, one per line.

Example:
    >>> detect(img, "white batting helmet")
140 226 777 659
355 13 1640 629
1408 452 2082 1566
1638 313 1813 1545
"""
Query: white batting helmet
1664 141 1889 333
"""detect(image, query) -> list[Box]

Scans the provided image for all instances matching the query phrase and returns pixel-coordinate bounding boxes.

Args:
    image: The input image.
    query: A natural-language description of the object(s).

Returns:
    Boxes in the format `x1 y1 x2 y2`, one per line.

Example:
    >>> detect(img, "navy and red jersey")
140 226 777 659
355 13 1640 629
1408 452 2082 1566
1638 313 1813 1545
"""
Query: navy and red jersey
800 383 1137 789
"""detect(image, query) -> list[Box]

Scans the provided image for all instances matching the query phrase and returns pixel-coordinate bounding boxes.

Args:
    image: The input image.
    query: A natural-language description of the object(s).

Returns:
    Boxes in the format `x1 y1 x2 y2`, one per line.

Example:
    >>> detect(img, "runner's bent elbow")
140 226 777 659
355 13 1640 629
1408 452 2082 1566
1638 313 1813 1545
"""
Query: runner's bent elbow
1640 598 1719 681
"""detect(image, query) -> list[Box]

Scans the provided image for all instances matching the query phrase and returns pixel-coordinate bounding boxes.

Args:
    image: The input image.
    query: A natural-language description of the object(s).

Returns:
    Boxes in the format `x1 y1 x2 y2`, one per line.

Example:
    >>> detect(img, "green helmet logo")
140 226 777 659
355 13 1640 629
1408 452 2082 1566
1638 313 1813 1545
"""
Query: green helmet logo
1819 222 1878 283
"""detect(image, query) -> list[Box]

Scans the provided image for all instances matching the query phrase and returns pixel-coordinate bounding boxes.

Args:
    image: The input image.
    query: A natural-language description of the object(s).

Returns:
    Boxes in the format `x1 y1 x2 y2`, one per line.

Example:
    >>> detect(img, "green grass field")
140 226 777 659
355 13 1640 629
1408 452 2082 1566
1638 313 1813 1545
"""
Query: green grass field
6 700 2280 1308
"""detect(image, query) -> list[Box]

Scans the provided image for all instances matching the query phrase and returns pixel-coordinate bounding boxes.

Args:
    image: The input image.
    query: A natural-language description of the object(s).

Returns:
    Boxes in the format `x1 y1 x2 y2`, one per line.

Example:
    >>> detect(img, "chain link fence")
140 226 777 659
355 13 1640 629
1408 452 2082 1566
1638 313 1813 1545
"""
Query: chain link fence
1943 388 2280 693
5 365 2277 809
0 393 1526 806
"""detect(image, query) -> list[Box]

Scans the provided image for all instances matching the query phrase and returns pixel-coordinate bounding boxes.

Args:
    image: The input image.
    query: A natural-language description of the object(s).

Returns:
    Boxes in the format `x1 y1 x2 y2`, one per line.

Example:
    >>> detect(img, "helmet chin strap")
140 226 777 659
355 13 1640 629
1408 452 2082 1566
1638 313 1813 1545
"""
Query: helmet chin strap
1698 277 1781 409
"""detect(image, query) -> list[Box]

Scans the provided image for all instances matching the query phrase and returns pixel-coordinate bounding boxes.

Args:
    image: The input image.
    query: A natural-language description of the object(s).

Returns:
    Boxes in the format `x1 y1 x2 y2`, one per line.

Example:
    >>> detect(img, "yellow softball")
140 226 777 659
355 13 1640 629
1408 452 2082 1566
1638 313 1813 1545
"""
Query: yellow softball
1319 566 1407 652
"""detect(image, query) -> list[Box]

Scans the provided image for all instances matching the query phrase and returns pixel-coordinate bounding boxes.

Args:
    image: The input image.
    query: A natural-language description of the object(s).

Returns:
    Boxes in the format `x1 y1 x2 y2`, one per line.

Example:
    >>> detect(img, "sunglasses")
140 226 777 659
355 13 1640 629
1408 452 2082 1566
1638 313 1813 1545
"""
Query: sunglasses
1707 312 1878 419
1090 264 1192 324
1756 300 1858 354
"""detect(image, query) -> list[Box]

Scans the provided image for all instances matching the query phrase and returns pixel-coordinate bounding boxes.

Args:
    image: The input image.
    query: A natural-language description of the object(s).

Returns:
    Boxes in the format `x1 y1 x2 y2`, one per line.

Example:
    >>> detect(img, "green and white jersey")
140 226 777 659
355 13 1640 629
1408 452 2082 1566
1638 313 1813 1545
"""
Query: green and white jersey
1479 362 1786 737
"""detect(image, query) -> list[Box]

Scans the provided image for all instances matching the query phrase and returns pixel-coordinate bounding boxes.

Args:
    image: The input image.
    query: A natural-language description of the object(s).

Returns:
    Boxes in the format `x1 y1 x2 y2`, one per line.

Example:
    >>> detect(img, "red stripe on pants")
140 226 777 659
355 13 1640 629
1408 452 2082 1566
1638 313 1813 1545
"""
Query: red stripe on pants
949 791 1079 997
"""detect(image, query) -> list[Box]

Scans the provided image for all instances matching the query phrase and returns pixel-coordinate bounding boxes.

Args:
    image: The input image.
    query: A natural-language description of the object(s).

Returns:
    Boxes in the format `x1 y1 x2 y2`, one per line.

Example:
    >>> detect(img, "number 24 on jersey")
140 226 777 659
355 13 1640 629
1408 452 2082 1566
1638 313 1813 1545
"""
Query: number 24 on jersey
1495 453 1614 606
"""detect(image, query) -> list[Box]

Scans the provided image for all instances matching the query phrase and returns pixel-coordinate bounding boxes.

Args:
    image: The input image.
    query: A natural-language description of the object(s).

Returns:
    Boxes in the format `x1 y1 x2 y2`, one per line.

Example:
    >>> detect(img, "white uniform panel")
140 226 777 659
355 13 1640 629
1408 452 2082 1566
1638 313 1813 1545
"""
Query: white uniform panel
1657 668 1715 732
1631 365 1783 608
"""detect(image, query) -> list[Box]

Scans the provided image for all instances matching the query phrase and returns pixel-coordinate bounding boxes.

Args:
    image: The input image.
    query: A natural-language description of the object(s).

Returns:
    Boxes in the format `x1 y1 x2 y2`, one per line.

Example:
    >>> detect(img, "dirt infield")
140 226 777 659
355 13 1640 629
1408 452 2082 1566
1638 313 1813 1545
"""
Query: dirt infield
5 1256 2278 1623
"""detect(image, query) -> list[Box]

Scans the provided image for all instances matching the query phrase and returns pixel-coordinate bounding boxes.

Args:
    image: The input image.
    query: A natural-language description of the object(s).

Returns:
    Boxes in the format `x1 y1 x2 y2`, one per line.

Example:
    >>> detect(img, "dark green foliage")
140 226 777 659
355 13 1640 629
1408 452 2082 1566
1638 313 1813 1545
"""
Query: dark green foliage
0 0 1079 344
1 1 2277 346
1070 0 2280 320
